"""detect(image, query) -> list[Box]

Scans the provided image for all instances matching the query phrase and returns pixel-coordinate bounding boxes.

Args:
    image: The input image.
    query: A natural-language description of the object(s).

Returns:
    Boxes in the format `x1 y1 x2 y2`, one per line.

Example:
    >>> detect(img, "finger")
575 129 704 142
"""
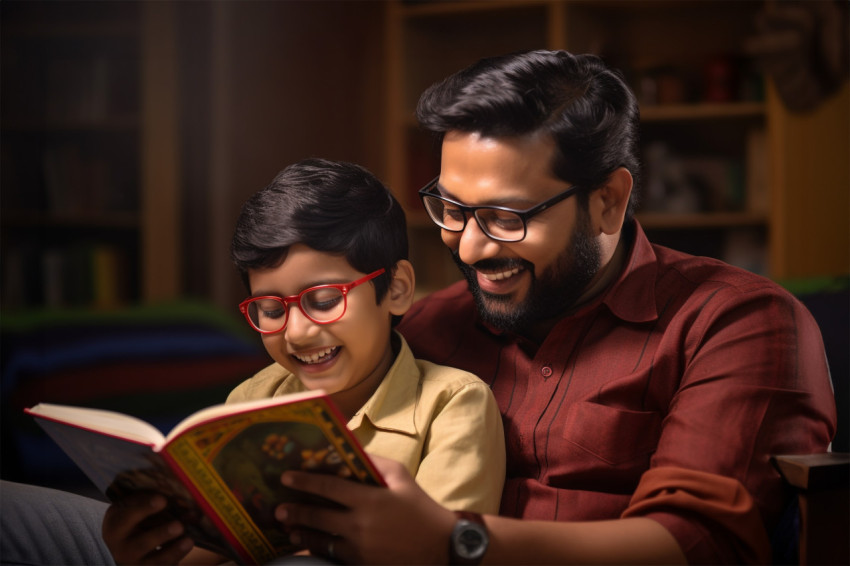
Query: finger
276 501 350 539
104 500 188 565
110 518 187 565
281 469 383 509
103 492 168 548
289 531 344 564
366 454 409 484
142 535 195 566
136 515 189 557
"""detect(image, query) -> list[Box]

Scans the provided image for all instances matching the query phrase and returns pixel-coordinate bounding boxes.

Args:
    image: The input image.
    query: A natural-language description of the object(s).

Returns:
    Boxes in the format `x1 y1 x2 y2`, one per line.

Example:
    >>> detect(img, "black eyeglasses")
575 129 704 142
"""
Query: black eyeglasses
239 268 385 334
418 177 580 242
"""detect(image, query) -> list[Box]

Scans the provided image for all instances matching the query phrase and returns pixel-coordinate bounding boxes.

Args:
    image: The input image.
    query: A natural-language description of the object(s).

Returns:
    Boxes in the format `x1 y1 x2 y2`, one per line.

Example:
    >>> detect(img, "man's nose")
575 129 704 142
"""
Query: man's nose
456 216 502 266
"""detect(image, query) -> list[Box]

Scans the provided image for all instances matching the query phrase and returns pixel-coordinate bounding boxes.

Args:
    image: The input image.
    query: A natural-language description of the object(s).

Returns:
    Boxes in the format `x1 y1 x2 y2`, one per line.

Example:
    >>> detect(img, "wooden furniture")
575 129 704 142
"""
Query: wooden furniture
382 0 850 296
773 453 850 565
0 1 180 309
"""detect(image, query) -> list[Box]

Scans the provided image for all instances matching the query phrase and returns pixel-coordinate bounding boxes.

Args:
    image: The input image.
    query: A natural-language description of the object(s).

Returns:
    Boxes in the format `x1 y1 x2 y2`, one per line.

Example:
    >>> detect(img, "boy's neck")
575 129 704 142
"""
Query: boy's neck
330 332 401 421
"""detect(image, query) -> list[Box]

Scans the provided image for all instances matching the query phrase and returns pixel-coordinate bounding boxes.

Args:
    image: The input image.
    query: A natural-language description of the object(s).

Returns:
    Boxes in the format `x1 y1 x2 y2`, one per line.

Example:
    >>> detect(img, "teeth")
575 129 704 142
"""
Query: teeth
293 347 338 364
481 267 521 281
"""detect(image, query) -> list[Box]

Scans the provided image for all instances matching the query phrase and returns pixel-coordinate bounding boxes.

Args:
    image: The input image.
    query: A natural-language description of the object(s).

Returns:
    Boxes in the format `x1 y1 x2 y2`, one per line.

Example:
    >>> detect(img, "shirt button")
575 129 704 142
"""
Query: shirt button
541 366 553 378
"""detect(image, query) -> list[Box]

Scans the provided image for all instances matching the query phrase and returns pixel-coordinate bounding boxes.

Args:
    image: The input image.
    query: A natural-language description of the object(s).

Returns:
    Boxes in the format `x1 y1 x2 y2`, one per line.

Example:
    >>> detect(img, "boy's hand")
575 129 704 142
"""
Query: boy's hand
102 490 195 565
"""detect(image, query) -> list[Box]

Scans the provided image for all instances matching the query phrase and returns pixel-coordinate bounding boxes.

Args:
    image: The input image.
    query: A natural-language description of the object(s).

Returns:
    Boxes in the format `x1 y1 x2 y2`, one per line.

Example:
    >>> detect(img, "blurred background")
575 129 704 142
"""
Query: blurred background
1 0 848 491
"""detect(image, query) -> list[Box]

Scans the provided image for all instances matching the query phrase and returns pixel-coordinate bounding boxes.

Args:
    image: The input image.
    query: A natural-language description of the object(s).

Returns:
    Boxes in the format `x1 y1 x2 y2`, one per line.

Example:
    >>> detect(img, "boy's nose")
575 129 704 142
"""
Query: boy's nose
283 305 321 342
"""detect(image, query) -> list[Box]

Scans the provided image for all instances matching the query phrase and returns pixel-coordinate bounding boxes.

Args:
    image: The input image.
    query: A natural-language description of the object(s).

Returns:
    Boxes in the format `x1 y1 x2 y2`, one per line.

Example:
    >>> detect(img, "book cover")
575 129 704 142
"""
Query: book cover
26 391 384 564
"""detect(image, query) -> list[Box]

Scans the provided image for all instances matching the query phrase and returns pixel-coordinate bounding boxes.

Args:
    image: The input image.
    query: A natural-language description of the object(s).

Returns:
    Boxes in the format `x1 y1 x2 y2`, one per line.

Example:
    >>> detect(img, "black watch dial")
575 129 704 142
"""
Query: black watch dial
453 519 488 562
458 526 485 558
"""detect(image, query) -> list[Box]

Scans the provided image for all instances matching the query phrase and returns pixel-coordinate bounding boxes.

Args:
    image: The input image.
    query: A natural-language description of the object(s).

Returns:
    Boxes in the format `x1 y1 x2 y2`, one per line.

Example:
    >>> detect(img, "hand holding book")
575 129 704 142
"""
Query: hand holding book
27 390 384 564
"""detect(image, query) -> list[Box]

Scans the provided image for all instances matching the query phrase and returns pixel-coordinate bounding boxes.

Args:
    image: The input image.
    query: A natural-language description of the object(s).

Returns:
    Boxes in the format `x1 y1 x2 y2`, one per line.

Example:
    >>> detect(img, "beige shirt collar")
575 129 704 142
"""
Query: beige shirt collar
270 331 420 436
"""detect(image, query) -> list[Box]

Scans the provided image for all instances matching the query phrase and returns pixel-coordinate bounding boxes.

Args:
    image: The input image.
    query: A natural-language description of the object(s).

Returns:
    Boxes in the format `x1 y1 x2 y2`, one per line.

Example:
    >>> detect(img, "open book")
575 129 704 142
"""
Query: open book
26 390 384 564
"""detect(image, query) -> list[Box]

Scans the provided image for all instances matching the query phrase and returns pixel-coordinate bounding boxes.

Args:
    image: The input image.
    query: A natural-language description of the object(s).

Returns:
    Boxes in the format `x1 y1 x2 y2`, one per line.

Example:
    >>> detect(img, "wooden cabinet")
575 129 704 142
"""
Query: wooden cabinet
383 0 849 295
0 1 180 310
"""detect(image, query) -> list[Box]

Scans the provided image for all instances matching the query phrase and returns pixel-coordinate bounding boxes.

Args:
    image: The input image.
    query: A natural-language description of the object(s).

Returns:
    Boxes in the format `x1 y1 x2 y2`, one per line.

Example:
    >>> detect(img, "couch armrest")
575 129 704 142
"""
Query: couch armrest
772 453 850 565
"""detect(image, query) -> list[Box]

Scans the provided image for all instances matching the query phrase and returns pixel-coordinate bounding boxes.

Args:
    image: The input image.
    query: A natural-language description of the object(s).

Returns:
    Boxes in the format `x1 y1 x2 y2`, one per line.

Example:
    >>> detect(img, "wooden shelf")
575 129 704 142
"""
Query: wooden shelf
1 211 140 230
0 1 179 310
637 211 768 230
400 0 549 18
640 102 765 122
2 118 139 133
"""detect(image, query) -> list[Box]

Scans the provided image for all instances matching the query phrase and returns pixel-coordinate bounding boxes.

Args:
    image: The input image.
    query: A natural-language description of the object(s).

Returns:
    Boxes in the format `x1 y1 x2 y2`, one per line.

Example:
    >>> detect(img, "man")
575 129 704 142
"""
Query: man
275 50 836 564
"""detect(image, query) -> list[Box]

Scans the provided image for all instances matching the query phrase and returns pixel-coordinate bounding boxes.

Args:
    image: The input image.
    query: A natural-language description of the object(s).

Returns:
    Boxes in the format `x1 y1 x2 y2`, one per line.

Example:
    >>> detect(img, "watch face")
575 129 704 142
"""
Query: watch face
455 521 488 560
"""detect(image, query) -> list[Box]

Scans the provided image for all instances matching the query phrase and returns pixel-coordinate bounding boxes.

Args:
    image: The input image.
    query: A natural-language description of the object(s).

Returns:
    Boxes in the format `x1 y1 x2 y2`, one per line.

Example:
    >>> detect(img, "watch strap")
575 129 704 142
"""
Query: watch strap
454 510 484 525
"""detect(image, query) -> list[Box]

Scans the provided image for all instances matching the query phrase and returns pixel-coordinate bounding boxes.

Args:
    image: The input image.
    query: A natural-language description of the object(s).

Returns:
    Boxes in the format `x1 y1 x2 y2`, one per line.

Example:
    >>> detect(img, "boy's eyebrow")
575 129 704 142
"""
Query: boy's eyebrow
249 277 360 298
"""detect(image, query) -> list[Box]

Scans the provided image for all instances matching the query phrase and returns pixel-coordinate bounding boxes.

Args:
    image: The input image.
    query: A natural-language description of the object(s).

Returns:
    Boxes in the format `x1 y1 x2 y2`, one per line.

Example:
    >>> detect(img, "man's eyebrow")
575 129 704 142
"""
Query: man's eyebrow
435 182 538 208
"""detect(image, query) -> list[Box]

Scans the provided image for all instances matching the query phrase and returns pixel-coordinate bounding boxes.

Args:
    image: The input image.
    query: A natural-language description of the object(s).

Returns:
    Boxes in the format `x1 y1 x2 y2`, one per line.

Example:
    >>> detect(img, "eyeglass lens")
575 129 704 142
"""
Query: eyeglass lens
246 287 346 332
421 195 526 241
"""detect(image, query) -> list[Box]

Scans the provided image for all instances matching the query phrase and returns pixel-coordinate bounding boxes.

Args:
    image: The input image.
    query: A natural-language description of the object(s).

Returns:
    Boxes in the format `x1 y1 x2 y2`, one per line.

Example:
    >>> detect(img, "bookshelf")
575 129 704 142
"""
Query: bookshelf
383 0 849 294
1 1 180 310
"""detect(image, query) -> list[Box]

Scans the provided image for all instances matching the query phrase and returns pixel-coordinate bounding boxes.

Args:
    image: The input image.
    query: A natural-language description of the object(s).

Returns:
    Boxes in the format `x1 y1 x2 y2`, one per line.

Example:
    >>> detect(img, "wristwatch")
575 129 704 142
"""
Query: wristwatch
448 511 489 565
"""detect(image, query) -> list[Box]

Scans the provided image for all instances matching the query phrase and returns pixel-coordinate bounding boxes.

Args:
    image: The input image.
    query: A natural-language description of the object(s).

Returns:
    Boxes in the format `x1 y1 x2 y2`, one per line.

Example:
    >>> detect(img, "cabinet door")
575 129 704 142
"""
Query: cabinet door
385 1 553 294
1 1 143 309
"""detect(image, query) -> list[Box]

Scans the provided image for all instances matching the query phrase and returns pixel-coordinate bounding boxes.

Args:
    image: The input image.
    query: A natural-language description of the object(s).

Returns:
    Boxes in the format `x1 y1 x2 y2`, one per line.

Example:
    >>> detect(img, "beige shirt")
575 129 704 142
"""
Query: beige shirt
227 333 505 514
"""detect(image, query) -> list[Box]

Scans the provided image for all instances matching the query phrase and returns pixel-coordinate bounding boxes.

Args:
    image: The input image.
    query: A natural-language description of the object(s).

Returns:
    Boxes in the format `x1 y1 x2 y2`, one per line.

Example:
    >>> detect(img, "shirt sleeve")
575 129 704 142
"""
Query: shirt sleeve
623 466 771 563
415 379 506 514
624 282 836 563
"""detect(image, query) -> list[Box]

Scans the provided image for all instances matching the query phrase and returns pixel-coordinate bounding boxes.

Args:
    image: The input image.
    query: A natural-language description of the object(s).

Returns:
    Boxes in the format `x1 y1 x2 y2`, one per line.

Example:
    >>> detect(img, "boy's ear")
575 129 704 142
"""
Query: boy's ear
589 167 632 235
386 259 416 316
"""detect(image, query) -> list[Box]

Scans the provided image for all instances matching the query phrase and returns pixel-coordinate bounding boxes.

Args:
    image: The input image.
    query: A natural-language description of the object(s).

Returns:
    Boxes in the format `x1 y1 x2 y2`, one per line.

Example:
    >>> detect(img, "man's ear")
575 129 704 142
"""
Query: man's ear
589 167 633 235
386 259 416 316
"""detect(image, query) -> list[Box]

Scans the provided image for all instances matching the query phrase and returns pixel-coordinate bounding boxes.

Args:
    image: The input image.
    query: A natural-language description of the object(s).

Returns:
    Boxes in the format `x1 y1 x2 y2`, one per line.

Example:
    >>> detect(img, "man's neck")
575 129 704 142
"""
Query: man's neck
524 228 630 344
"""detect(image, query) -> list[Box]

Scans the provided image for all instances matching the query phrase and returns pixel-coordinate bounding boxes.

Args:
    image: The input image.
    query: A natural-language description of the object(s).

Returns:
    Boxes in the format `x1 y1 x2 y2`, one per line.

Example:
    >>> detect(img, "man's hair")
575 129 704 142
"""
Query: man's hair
231 158 408 304
416 50 641 216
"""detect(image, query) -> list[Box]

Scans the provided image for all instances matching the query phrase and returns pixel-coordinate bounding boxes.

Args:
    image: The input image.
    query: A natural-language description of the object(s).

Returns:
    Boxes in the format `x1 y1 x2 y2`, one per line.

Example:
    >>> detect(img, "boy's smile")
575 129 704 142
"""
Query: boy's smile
292 346 340 366
247 244 397 417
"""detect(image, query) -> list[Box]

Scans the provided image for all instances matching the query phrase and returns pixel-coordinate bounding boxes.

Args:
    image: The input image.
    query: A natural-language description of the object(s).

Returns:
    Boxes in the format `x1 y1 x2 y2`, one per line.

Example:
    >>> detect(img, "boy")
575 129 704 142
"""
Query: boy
101 159 505 565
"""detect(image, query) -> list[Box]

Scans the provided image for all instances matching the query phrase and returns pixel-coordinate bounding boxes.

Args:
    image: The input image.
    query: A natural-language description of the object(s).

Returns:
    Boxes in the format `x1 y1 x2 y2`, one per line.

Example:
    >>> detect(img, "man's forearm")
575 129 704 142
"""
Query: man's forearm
482 515 686 565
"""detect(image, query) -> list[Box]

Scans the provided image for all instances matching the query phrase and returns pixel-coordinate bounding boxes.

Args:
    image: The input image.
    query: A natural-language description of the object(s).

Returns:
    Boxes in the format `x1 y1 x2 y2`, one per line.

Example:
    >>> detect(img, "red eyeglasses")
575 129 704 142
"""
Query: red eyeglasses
239 268 386 334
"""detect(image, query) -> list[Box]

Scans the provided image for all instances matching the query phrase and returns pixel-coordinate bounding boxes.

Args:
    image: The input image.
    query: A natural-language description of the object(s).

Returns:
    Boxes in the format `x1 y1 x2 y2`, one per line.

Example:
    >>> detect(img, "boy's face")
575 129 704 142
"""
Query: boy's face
247 244 395 404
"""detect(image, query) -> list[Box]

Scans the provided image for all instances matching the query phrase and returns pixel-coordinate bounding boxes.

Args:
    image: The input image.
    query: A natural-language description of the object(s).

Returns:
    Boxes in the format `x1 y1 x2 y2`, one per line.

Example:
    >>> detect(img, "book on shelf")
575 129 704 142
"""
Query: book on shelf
26 391 384 565
745 128 769 215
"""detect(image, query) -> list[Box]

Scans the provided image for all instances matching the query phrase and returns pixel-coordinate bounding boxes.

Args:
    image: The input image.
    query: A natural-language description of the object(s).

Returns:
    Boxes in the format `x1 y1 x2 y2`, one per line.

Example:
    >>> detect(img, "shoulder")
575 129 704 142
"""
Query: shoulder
621 223 806 319
400 281 474 331
411 356 499 419
226 363 295 404
651 244 806 316
646 247 828 373
398 281 480 361
416 357 491 391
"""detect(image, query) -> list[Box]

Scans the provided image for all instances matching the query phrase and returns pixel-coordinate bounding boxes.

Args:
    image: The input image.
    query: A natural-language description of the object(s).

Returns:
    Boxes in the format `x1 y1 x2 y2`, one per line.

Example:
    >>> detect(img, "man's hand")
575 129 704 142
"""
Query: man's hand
102 490 194 565
275 455 457 564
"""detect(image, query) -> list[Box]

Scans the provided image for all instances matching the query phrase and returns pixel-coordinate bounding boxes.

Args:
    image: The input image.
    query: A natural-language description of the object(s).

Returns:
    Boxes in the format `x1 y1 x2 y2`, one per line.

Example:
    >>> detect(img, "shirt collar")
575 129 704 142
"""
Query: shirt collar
347 332 419 435
599 220 659 323
475 219 659 335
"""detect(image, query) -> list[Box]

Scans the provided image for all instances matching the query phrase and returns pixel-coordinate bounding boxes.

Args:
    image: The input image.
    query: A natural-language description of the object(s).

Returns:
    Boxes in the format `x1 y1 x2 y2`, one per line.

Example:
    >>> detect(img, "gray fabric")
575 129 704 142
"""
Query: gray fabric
0 481 115 566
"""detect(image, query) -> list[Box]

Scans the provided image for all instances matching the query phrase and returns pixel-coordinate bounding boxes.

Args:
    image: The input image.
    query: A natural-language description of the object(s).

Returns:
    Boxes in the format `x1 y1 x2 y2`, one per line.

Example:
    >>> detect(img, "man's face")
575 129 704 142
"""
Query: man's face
438 131 602 333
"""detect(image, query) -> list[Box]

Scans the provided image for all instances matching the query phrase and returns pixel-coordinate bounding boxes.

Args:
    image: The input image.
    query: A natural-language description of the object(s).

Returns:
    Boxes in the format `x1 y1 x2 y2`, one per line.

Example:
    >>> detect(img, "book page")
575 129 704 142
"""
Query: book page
166 389 327 442
27 403 165 446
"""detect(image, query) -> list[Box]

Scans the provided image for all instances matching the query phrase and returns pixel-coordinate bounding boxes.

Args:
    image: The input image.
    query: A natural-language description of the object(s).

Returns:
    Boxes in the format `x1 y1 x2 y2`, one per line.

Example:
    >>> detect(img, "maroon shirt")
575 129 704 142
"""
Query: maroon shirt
397 222 836 564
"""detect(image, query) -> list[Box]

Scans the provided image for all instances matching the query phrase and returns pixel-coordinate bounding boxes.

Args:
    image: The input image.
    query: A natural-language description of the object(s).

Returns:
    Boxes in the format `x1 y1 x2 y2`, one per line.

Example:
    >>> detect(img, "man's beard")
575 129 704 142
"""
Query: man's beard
452 213 601 335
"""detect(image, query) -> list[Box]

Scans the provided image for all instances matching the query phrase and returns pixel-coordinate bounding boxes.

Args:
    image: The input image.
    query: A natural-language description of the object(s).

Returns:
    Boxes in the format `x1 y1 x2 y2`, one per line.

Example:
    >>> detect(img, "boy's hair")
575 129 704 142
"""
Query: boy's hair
231 158 408 305
416 50 641 217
